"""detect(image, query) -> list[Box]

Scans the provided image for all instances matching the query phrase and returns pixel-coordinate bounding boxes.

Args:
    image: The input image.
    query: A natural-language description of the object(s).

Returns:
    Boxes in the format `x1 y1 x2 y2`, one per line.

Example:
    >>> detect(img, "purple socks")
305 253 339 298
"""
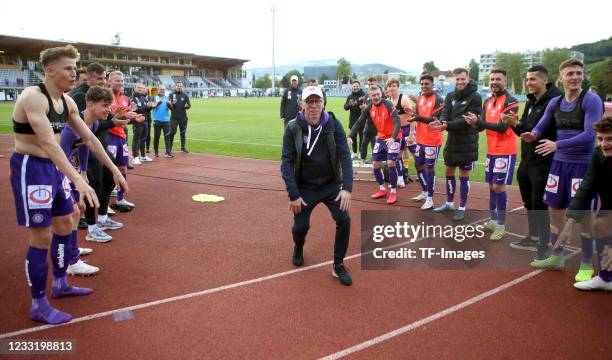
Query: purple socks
50 233 92 298
489 190 497 222
389 164 398 189
496 191 507 225
446 176 455 203
374 168 384 186
426 170 435 197
69 230 79 265
50 234 70 278
459 176 470 208
26 247 48 299
417 169 427 193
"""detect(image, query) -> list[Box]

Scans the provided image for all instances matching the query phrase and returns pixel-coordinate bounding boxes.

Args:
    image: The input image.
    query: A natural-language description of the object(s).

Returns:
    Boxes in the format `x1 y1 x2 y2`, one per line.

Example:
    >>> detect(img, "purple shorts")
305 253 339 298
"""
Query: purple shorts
372 138 401 162
484 154 516 185
544 160 596 209
9 153 74 228
414 144 441 167
108 134 129 167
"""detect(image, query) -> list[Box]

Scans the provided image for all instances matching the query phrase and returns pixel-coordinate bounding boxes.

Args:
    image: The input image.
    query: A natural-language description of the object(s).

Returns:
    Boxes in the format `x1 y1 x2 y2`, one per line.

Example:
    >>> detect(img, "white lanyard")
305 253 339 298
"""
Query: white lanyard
306 124 322 156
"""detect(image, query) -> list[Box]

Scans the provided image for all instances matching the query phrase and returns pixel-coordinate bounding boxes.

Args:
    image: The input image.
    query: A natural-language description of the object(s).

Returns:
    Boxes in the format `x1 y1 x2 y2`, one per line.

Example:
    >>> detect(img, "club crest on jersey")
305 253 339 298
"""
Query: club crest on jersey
545 174 559 193
571 178 582 197
27 185 53 209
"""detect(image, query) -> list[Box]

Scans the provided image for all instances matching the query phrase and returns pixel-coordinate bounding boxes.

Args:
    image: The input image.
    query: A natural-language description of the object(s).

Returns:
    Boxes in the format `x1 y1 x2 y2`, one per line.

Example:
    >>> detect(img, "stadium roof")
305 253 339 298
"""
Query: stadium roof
0 34 249 69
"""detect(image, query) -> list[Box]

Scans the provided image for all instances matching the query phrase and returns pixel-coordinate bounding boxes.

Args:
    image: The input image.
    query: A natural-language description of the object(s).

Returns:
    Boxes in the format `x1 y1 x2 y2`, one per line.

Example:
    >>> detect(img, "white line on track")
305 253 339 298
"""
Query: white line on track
173 137 281 147
0 206 524 339
319 270 544 360
320 227 585 359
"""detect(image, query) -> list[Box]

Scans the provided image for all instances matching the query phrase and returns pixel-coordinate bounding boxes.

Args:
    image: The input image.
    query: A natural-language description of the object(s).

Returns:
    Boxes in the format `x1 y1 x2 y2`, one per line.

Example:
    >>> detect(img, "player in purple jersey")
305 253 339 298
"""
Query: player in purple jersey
557 116 612 291
10 45 128 325
60 86 127 276
522 59 604 282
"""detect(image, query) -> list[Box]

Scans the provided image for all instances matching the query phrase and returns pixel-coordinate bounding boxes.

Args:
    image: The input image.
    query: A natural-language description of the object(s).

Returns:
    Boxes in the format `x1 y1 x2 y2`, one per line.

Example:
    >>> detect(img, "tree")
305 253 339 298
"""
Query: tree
336 57 352 79
495 52 526 93
423 61 438 73
589 59 612 98
254 74 272 89
319 73 329 85
468 58 479 82
542 48 572 83
280 70 302 88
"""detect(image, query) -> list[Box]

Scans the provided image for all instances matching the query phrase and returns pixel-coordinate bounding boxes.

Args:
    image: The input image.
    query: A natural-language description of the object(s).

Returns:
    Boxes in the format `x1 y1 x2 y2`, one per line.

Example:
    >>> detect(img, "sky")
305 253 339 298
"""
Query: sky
0 0 610 73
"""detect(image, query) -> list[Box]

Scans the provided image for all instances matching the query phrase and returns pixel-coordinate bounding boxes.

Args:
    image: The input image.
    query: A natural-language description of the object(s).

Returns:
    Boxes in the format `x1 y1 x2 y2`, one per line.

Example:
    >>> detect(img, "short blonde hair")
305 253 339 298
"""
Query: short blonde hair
39 45 80 67
559 59 584 72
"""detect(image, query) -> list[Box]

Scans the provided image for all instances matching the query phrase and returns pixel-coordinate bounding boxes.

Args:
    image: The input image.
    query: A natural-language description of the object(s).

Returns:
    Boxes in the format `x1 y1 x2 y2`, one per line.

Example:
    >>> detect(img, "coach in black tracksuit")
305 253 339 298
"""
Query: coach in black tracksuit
506 66 562 259
280 76 302 127
168 82 191 153
281 86 353 286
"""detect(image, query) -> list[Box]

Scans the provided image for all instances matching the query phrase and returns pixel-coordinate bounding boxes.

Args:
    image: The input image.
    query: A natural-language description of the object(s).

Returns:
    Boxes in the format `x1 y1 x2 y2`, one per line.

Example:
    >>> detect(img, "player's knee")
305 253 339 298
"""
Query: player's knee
51 216 73 236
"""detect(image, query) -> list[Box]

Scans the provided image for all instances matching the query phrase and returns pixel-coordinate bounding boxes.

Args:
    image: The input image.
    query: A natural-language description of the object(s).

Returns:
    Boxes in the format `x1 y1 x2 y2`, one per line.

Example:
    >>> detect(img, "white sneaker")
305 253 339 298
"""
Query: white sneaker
574 276 612 291
397 176 406 188
140 156 153 162
116 199 135 207
111 189 118 197
85 227 112 243
421 198 434 210
107 206 116 215
133 157 142 165
78 247 93 256
67 259 99 276
412 193 427 202
97 218 124 230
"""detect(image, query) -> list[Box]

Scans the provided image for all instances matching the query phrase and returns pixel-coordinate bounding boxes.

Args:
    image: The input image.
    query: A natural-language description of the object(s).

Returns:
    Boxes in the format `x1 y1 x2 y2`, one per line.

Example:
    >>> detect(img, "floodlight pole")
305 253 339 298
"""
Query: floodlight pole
271 4 276 96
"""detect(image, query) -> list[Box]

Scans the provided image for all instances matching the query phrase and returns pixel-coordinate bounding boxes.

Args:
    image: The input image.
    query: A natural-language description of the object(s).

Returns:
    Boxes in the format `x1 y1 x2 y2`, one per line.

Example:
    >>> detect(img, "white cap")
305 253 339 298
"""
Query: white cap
290 75 299 82
301 85 323 100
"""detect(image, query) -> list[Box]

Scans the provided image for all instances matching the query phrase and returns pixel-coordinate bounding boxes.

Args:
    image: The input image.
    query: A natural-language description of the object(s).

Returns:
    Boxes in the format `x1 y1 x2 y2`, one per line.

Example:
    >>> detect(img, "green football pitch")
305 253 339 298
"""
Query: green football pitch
0 97 525 182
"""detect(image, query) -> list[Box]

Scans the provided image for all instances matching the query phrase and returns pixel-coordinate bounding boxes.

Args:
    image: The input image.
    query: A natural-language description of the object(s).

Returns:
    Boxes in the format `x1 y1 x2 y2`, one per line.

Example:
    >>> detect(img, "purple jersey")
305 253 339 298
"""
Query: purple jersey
60 123 97 172
532 91 602 163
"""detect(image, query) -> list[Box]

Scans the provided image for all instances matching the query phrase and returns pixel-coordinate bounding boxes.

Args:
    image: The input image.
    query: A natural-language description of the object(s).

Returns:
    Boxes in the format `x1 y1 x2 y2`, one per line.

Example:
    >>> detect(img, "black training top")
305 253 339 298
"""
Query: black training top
13 83 68 134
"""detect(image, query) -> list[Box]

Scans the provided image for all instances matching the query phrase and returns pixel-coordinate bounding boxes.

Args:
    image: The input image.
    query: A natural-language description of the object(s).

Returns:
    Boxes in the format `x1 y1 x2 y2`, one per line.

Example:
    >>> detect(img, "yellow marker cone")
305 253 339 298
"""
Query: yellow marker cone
192 194 225 203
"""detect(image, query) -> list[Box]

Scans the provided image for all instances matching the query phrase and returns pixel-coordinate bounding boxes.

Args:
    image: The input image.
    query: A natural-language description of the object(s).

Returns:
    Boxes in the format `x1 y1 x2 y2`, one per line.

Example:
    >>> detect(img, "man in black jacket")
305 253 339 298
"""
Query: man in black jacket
502 66 562 258
557 116 612 290
344 80 366 158
429 68 482 221
280 75 302 127
281 86 353 286
130 82 155 163
168 81 191 153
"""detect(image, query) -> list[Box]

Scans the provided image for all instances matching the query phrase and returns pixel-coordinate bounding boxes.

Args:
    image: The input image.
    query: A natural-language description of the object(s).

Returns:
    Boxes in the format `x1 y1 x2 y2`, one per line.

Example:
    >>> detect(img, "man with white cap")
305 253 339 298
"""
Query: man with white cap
280 75 302 127
281 85 354 286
